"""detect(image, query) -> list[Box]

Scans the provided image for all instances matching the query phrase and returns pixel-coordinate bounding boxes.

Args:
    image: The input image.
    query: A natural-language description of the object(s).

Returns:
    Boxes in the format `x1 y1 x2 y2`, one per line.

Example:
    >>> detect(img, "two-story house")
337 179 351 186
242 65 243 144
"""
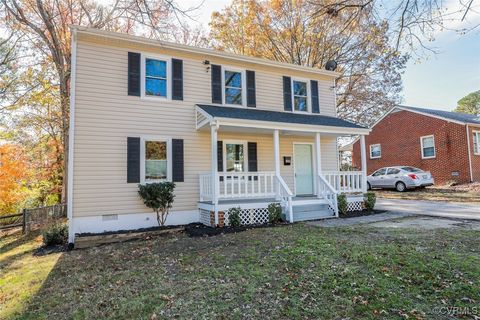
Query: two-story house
67 26 370 242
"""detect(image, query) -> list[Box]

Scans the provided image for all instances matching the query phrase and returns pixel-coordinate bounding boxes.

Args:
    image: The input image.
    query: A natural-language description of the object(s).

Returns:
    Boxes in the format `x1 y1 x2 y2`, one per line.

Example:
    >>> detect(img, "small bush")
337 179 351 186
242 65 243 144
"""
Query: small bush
364 192 376 211
227 207 242 227
138 182 175 226
268 203 282 223
337 194 348 215
42 223 68 246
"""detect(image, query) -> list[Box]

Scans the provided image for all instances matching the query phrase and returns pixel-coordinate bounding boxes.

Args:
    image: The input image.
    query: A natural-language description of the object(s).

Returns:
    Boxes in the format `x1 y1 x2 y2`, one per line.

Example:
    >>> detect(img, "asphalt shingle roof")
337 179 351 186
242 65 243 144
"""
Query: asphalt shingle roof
401 105 480 125
197 104 366 129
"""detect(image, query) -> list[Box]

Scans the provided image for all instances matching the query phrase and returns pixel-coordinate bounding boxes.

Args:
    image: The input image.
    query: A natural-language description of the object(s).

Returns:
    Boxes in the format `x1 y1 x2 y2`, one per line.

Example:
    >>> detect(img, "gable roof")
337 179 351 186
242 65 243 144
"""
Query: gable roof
71 26 340 79
197 104 367 130
399 105 480 125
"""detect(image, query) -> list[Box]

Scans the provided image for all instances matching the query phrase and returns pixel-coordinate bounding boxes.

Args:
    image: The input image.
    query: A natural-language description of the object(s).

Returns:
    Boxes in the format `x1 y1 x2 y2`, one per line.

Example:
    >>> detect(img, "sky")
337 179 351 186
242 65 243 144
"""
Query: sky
97 0 480 112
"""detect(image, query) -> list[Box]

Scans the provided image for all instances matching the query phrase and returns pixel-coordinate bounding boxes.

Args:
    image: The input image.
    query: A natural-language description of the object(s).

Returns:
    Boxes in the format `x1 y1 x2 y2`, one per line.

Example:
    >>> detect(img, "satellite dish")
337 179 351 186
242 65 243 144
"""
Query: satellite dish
325 60 338 71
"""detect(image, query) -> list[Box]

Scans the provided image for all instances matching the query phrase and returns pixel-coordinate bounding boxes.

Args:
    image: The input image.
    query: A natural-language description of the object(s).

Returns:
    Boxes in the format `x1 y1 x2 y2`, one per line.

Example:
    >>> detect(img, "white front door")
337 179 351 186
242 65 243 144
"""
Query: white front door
294 144 314 195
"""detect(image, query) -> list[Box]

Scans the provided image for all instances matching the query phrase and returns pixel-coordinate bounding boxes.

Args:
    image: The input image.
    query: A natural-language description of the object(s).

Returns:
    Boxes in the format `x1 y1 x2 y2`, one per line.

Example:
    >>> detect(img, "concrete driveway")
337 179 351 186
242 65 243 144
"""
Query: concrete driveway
376 198 480 220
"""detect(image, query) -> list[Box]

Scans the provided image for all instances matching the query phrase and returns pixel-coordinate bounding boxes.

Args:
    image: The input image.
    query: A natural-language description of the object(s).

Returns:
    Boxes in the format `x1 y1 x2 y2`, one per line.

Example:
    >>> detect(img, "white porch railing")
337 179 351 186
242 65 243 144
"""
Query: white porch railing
323 171 365 193
199 172 294 222
200 171 277 201
317 174 339 217
275 175 293 222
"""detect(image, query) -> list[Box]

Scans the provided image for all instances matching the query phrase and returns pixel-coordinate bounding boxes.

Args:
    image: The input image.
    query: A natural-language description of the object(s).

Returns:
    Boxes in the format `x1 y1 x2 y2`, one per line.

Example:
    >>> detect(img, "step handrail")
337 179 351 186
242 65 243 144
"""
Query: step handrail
317 174 339 217
275 175 293 222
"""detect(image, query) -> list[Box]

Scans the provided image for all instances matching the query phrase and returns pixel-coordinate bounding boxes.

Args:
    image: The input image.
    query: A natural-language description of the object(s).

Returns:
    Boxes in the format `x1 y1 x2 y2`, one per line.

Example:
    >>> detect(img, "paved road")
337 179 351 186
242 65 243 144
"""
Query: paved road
376 198 480 220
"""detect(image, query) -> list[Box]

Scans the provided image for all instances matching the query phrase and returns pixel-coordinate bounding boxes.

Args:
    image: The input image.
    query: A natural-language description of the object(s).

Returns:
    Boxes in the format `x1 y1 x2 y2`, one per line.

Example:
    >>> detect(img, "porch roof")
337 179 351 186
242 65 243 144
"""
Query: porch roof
196 104 369 135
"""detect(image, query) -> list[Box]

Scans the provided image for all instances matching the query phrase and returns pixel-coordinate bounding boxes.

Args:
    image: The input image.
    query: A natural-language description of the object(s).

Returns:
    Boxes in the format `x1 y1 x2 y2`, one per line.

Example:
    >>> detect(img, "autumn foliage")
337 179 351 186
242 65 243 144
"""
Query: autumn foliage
0 144 28 214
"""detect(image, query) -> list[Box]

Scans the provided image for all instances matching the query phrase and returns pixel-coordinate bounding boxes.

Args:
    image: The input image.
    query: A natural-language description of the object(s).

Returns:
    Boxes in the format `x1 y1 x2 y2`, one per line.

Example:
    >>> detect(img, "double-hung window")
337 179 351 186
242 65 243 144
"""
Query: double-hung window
224 69 243 105
144 57 168 98
473 131 480 155
292 80 308 112
420 135 435 159
370 144 381 159
225 143 246 172
143 139 171 182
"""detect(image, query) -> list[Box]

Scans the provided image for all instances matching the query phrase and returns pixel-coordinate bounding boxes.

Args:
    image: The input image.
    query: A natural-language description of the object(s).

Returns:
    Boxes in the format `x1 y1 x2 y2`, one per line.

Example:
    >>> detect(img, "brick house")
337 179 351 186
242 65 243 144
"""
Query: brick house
351 106 480 185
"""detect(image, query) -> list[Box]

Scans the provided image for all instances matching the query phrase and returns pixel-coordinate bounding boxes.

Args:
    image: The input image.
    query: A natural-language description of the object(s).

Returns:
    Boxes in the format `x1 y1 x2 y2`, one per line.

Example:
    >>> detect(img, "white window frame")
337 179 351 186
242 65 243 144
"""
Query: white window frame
141 54 172 100
420 135 436 159
222 66 246 107
140 136 172 184
473 130 480 155
291 77 311 113
223 140 248 173
369 144 381 159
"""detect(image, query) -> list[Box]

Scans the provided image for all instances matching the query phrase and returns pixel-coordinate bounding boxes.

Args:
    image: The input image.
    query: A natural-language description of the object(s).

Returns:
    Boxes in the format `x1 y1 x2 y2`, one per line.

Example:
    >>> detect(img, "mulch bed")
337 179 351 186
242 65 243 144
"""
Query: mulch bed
34 244 68 256
185 222 288 237
339 209 387 219
76 224 182 237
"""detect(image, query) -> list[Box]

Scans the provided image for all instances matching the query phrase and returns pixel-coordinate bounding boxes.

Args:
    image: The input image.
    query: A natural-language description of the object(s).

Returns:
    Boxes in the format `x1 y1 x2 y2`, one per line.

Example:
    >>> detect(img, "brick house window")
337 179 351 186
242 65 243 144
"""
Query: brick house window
420 135 435 159
369 144 381 159
474 131 480 155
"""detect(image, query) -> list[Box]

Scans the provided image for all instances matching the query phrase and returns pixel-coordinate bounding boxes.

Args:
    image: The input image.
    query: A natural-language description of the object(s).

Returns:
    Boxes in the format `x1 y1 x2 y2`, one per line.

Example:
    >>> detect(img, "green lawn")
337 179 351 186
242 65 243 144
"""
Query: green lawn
1 224 479 319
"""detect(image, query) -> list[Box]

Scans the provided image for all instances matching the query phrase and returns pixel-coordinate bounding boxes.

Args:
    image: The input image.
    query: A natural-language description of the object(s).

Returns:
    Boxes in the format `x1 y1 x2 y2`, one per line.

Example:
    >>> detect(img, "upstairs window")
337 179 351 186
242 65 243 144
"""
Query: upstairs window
292 80 308 112
370 144 381 159
224 70 243 105
473 131 480 155
420 135 435 159
144 57 168 98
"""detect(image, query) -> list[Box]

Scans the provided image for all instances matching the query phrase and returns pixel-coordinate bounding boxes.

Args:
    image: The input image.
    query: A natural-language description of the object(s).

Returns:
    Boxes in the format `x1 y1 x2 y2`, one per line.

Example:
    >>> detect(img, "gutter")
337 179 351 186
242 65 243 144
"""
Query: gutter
466 124 474 182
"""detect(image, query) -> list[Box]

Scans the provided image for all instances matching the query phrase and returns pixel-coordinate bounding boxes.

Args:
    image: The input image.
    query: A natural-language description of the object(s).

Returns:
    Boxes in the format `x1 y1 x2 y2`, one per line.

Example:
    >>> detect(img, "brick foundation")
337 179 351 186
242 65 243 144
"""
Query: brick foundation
209 211 225 227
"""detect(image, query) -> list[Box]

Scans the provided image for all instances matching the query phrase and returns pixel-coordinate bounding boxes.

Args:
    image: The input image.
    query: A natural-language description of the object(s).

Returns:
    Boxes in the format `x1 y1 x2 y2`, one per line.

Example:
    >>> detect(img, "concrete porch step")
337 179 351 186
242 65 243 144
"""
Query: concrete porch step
282 201 334 222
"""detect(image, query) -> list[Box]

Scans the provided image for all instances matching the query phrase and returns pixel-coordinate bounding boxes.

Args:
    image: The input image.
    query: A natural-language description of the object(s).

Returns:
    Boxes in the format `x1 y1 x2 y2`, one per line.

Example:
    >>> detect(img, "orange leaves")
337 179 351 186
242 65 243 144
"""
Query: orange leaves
0 144 28 214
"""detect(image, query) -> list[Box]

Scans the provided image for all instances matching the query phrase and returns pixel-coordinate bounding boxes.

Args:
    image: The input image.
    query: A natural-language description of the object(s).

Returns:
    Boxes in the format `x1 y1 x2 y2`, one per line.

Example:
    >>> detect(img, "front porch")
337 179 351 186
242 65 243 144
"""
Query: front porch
195 104 370 226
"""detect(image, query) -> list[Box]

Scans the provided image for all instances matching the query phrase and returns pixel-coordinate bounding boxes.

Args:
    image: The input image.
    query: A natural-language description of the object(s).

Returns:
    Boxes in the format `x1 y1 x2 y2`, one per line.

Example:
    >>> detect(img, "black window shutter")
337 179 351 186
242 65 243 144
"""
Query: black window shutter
172 139 184 182
211 64 222 104
283 76 292 111
248 142 258 172
127 137 140 183
246 70 256 107
172 59 183 100
311 80 320 113
128 52 141 96
217 141 223 172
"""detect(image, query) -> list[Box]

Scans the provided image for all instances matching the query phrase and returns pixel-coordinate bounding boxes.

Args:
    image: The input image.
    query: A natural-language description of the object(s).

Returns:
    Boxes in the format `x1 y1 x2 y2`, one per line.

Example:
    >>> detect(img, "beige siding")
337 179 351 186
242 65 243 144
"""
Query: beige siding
72 38 339 218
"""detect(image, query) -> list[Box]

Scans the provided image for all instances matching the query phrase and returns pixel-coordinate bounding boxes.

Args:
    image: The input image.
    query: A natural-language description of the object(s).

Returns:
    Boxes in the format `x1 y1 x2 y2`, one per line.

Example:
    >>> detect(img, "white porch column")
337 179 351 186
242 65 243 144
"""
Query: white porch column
273 129 280 177
315 133 322 197
360 135 367 193
273 129 281 200
211 122 219 225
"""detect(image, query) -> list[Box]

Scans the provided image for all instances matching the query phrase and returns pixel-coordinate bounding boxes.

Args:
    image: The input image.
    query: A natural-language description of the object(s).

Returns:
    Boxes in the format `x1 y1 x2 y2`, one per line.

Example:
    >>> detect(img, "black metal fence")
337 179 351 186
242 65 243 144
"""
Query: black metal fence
0 204 67 234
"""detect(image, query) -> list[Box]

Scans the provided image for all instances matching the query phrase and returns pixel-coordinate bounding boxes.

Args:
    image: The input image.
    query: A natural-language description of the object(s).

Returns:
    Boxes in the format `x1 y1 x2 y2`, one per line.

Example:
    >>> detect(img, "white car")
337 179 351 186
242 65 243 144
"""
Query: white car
367 166 434 192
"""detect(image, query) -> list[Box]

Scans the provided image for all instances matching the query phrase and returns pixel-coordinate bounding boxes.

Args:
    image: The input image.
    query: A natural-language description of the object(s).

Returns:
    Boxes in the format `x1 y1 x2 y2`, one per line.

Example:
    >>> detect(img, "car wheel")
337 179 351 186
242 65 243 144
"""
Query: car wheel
395 181 406 192
367 182 371 190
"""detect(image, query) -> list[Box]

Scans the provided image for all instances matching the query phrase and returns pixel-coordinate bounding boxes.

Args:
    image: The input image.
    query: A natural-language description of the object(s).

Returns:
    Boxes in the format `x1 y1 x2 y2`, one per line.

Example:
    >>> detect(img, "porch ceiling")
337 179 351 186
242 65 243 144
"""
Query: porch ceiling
196 104 370 136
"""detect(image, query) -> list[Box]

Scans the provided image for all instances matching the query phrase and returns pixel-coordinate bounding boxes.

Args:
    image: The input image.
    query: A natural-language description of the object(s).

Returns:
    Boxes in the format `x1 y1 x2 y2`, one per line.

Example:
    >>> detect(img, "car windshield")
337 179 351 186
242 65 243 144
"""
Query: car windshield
401 166 423 173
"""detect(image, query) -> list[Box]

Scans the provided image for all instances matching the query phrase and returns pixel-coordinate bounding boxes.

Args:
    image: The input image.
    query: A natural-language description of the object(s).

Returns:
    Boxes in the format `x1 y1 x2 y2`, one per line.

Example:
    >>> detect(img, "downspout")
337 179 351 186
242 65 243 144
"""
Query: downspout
466 124 473 182
67 27 77 245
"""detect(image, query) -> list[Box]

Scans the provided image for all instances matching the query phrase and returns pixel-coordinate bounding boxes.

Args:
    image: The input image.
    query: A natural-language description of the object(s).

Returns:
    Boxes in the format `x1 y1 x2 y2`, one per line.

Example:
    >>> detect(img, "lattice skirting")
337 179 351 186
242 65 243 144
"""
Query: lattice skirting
224 207 269 226
347 201 365 212
199 207 270 227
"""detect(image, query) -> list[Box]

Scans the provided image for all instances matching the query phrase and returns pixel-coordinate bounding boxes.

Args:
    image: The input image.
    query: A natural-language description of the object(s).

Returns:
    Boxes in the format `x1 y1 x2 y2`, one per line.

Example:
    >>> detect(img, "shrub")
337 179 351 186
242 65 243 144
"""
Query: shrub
138 182 175 226
337 194 348 215
364 192 376 211
268 203 282 223
227 207 241 227
42 223 68 246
